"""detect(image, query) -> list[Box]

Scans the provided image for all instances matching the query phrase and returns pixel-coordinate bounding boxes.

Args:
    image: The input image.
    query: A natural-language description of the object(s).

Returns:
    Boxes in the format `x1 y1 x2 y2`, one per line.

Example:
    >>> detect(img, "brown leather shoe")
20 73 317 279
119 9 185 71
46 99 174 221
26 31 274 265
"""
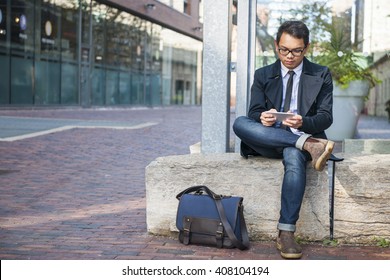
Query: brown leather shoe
276 230 302 259
303 137 335 171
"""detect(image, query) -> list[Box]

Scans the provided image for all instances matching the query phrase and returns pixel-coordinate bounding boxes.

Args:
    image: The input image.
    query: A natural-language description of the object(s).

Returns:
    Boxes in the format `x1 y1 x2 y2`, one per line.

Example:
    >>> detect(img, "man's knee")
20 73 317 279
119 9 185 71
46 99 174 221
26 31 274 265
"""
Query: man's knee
233 116 248 134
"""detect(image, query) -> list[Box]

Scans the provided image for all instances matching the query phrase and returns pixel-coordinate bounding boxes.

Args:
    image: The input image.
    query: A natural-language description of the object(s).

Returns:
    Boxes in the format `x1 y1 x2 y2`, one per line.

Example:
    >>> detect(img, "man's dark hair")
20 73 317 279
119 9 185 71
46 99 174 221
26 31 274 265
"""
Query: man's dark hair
276 21 310 47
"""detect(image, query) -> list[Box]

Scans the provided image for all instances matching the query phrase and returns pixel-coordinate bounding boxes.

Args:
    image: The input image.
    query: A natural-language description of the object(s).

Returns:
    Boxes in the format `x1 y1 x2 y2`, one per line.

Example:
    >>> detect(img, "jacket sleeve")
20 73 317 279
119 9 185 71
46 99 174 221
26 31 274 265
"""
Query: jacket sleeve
247 69 267 122
300 67 333 135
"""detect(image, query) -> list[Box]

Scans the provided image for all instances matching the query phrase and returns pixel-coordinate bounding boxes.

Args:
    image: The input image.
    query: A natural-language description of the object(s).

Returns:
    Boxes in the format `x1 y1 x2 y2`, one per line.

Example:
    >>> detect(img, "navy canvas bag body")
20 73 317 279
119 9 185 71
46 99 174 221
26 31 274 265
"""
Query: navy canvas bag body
176 185 249 250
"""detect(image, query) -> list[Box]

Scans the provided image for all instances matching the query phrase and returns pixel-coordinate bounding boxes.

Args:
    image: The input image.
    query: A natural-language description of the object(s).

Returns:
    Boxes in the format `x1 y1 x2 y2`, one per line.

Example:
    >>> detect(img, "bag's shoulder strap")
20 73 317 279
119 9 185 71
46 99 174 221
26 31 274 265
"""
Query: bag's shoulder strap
176 185 217 200
214 197 250 250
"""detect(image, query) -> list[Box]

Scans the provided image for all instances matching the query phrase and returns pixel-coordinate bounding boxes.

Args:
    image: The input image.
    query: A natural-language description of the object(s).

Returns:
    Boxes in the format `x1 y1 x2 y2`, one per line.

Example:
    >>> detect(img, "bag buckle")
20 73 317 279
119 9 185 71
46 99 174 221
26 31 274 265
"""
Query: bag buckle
216 223 224 248
182 218 192 245
216 223 224 237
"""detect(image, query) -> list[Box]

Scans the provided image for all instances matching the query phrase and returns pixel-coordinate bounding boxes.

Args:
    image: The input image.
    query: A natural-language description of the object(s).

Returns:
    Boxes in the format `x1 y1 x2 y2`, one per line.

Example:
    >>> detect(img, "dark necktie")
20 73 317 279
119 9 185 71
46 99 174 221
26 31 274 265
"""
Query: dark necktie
283 70 295 112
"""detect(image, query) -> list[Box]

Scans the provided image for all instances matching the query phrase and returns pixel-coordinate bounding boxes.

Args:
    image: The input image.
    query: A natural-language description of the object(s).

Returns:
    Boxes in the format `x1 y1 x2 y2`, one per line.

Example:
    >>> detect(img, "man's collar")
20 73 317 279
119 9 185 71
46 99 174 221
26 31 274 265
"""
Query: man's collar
280 61 303 77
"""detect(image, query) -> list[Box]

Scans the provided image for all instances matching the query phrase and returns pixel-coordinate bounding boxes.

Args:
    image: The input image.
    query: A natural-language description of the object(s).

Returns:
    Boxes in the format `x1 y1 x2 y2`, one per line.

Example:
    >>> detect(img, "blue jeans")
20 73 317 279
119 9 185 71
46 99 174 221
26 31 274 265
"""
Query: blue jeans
233 116 311 232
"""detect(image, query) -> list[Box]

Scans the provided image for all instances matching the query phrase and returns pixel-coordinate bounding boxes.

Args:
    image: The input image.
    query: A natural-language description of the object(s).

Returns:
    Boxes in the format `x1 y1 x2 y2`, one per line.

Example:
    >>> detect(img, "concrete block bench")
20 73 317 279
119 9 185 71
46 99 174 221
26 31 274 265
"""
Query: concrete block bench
145 152 390 243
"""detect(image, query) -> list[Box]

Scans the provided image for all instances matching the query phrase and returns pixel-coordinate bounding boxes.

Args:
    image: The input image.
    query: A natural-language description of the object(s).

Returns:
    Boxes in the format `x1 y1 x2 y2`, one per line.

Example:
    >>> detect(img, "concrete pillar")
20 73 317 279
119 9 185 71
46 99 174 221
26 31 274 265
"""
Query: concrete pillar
201 0 232 153
235 0 256 152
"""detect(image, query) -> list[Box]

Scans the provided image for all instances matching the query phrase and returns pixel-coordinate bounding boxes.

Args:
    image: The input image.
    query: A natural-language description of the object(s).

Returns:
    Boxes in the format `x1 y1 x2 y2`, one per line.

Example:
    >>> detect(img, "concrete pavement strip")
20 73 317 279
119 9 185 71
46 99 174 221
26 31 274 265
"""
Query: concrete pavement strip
0 116 158 142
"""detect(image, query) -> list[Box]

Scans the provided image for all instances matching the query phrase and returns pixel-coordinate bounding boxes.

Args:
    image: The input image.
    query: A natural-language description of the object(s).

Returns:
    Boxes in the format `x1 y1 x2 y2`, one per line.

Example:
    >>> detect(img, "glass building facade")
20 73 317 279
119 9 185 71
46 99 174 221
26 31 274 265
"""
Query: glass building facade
0 0 203 107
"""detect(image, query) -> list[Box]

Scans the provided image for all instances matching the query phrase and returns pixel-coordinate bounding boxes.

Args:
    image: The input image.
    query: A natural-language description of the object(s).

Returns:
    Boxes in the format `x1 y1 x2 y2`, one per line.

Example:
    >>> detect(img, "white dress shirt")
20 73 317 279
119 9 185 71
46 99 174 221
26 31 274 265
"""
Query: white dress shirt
280 61 304 135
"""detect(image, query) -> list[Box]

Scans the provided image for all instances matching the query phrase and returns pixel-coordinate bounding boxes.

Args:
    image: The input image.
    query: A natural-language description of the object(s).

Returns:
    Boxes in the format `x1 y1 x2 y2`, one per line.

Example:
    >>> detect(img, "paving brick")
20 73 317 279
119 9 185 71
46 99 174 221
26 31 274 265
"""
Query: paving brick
0 107 389 260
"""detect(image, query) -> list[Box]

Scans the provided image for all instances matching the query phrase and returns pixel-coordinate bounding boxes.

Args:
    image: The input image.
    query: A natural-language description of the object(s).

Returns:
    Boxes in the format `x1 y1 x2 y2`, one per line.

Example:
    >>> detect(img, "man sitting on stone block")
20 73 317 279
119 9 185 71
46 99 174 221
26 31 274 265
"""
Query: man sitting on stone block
233 20 335 259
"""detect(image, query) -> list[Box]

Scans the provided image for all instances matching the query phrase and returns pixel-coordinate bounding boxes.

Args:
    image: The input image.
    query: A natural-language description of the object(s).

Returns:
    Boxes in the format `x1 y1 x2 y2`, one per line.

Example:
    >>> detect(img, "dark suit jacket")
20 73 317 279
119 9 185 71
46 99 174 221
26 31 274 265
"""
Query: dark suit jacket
248 57 333 139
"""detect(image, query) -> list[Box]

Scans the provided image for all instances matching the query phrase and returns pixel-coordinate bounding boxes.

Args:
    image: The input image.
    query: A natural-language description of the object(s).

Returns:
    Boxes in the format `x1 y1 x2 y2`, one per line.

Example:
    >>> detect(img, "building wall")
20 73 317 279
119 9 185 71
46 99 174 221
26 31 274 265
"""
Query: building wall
366 55 390 117
356 0 390 117
0 0 203 107
101 0 203 41
361 0 390 54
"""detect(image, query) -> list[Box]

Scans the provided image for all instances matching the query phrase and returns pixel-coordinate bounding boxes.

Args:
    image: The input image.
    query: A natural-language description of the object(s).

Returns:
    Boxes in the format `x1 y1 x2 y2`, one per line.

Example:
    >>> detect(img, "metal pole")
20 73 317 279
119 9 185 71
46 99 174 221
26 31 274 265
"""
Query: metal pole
328 160 336 240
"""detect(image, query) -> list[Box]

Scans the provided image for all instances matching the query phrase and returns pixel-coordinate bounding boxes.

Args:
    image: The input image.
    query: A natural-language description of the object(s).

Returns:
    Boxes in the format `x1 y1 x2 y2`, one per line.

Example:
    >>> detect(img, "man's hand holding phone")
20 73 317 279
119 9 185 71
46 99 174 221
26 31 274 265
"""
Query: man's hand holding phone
261 109 302 129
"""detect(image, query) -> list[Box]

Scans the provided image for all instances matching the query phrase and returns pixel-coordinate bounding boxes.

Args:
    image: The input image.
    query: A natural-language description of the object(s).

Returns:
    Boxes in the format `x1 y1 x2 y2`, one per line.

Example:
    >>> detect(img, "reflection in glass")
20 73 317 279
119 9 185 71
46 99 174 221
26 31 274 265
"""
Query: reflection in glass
90 1 202 106
60 1 79 104
0 1 9 104
255 2 277 69
35 0 61 105
0 0 202 106
10 0 35 104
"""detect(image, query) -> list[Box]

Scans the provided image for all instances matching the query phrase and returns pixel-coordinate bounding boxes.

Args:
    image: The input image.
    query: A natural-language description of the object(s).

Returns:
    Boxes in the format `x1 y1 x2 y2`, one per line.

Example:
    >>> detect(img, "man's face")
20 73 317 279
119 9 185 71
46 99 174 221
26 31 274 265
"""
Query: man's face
274 32 309 69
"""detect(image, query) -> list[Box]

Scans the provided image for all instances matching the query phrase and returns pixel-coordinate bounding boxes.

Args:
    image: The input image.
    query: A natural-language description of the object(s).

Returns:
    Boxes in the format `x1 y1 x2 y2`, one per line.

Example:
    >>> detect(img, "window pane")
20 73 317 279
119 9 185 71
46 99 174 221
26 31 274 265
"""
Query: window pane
0 1 9 104
59 0 79 105
10 0 35 104
34 0 61 105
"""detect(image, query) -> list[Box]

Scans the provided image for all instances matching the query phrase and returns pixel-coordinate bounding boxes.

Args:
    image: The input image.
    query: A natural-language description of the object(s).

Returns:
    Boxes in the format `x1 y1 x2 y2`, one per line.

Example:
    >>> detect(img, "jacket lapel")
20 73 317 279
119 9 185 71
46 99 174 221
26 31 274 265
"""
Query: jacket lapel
264 61 283 110
298 58 324 116
264 58 324 114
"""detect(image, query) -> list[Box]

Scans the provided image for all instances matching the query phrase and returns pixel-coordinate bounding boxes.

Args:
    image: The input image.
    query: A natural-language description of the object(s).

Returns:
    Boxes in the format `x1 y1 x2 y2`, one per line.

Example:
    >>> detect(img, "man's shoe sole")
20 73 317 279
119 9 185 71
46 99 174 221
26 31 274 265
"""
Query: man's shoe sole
280 251 303 259
276 241 302 259
314 141 335 171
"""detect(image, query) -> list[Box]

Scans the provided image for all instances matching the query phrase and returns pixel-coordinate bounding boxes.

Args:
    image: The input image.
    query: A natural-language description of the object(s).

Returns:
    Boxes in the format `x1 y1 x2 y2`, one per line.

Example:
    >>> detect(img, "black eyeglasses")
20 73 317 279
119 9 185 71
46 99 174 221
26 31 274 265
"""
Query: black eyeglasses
278 47 306 57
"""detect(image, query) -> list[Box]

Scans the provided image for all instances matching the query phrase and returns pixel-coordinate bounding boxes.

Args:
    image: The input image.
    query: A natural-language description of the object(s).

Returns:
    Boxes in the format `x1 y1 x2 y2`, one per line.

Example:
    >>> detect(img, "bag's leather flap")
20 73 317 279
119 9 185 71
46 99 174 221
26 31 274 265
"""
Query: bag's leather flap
183 216 223 235
176 194 242 231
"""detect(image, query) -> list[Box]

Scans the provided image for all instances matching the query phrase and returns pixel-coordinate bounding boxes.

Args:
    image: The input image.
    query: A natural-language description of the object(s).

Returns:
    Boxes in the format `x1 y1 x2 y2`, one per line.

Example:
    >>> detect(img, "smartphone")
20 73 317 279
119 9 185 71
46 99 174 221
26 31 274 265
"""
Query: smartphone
268 112 295 122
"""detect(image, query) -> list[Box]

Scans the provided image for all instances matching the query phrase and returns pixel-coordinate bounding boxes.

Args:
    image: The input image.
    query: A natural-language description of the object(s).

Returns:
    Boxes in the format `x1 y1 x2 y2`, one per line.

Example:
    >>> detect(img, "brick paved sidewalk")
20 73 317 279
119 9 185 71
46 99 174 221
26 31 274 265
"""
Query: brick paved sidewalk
0 107 389 260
